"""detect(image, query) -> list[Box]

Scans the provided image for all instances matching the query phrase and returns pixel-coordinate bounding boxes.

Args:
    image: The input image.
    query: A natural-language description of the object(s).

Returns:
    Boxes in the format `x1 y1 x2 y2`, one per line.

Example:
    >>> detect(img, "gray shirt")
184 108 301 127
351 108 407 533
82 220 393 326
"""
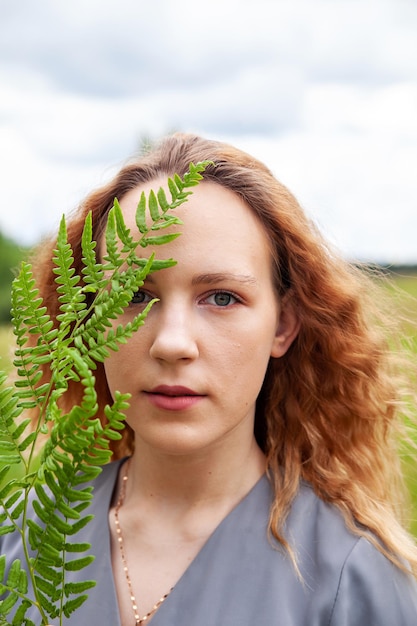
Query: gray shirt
2 459 417 625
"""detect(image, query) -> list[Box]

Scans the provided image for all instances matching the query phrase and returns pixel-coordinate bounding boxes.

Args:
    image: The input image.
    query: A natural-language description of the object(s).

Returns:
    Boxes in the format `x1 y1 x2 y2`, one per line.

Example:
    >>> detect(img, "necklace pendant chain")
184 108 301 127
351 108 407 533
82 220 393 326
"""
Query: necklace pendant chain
114 462 172 625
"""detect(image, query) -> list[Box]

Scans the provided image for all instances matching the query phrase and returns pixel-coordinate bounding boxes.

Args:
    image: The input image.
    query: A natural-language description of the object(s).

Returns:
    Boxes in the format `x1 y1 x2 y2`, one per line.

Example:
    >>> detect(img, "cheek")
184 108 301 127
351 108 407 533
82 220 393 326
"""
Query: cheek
218 334 274 391
103 347 134 397
103 358 120 397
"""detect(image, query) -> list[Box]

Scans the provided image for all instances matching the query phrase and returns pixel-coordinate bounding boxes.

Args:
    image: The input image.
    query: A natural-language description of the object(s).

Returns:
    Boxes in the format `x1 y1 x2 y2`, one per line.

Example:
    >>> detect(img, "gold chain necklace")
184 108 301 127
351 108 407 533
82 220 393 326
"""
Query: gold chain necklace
114 463 172 624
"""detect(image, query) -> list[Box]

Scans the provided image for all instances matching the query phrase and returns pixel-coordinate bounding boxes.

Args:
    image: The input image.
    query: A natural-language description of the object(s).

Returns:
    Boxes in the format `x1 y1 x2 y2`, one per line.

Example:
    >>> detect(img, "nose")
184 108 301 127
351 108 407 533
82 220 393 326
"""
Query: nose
149 304 199 363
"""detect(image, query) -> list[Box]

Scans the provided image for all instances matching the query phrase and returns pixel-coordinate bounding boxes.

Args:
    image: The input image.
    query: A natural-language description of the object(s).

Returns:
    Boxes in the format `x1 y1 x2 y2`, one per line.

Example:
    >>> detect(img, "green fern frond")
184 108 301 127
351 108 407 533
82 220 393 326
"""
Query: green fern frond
102 208 122 269
0 161 211 625
53 218 86 325
81 213 106 291
113 199 134 251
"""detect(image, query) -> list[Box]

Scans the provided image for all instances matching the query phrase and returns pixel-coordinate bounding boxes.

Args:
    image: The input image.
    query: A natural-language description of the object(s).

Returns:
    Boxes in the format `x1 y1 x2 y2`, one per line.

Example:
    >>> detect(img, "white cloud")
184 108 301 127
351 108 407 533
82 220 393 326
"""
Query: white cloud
0 0 416 262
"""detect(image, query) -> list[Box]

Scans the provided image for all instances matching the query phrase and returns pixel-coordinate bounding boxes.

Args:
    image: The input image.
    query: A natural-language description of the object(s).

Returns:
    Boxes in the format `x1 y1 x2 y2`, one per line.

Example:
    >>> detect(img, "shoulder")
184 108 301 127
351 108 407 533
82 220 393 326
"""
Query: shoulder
287 482 417 625
328 537 417 625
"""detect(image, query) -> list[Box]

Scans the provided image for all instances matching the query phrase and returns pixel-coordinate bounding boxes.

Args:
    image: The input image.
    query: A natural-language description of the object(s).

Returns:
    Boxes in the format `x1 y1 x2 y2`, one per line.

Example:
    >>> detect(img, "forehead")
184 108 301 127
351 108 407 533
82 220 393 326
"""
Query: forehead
115 179 276 285
119 178 272 251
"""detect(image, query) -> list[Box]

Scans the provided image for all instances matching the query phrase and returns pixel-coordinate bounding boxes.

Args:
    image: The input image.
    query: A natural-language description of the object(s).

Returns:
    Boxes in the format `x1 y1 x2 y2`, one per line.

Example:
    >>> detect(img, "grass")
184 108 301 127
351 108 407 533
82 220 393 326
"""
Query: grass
393 274 417 298
0 325 14 374
384 272 417 321
383 272 417 537
0 272 416 536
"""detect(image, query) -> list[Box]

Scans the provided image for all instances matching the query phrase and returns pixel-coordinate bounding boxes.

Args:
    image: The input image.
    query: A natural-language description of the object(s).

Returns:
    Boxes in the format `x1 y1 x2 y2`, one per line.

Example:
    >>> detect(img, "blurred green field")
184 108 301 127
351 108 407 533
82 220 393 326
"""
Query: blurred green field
0 325 14 374
388 272 417 537
0 272 416 535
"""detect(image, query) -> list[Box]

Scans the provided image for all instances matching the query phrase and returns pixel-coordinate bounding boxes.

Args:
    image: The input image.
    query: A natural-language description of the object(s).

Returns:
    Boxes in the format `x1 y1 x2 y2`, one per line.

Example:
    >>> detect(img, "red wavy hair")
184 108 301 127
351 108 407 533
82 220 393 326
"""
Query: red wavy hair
30 133 417 574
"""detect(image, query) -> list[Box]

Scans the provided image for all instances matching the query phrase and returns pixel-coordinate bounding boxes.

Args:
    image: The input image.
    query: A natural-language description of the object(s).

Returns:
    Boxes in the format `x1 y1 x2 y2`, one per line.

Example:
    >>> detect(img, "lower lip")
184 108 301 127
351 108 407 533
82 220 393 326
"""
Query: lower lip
145 393 204 411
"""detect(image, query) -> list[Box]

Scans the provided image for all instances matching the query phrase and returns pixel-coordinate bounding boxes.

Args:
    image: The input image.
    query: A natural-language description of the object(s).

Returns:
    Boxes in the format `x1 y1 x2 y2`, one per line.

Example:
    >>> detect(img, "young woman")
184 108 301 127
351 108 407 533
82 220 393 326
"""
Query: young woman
2 133 417 624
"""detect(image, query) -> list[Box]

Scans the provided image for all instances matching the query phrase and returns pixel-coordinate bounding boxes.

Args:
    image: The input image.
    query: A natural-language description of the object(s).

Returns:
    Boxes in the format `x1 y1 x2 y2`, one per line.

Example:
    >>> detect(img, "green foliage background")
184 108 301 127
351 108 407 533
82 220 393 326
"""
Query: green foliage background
389 271 417 537
0 233 29 324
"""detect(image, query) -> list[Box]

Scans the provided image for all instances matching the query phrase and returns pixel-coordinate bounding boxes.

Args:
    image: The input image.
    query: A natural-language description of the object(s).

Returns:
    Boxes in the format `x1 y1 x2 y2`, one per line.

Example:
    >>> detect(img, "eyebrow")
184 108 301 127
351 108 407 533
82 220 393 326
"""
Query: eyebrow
145 272 258 285
191 273 258 286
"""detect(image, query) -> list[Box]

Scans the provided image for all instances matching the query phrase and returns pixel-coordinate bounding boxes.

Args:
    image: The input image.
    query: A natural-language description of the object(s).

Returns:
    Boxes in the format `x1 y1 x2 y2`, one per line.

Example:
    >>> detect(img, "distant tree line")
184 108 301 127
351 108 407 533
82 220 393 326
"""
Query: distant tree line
0 231 29 324
354 262 417 277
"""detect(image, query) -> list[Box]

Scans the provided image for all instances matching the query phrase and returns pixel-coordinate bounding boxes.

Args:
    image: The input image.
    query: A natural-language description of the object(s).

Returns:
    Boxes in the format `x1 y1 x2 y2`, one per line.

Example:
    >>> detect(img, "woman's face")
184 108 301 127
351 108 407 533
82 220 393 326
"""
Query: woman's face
103 180 298 457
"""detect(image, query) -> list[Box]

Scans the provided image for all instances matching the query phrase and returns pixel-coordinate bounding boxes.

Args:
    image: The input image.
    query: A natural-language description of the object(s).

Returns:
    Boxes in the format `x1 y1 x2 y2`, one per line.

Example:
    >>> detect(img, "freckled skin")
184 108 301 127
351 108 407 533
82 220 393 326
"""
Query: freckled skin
103 180 298 458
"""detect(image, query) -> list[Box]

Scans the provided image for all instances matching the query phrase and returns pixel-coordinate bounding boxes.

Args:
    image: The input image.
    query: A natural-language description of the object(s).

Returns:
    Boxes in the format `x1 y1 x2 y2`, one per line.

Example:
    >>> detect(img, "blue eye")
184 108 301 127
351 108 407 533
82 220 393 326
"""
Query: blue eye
207 292 237 307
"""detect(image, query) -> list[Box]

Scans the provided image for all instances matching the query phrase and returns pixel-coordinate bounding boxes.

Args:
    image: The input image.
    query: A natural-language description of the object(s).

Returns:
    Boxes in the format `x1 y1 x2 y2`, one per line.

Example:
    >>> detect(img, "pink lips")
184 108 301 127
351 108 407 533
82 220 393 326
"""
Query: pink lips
144 385 204 411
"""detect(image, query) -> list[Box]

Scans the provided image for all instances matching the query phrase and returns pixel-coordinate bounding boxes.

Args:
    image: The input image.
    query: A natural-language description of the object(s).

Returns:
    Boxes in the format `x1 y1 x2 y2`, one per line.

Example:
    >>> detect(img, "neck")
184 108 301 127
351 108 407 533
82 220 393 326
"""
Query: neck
125 435 266 509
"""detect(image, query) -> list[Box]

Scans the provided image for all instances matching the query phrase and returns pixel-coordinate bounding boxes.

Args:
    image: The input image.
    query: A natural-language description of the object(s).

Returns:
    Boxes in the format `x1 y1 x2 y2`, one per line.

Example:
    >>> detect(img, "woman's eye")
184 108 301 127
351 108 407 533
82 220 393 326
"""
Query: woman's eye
131 290 152 305
206 292 237 307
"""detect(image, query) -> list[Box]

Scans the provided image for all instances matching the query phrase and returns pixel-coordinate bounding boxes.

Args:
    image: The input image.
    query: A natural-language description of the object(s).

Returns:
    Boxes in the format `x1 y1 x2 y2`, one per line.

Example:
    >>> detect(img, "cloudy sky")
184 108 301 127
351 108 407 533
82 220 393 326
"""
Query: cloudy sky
0 0 416 263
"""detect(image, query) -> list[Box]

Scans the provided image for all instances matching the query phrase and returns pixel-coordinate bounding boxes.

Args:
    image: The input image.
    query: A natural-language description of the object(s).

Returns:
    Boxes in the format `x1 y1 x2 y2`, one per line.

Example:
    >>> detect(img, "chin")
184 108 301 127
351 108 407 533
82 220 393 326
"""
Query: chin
134 427 222 458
